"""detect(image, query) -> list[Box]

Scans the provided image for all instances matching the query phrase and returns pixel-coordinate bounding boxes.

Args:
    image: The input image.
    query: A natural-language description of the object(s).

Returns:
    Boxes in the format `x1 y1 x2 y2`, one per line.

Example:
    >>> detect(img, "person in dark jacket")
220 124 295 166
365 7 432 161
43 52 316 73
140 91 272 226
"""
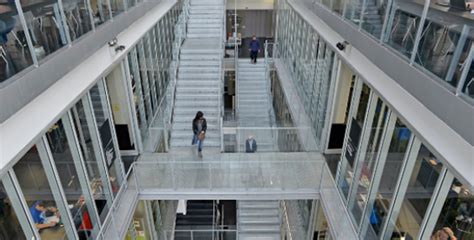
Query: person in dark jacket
248 35 260 64
192 111 207 157
245 135 257 153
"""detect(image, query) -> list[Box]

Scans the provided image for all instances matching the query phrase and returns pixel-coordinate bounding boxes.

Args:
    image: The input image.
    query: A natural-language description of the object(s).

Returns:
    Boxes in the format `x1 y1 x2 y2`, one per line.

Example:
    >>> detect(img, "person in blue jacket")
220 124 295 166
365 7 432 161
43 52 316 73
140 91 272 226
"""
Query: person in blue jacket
248 35 260 64
29 201 58 230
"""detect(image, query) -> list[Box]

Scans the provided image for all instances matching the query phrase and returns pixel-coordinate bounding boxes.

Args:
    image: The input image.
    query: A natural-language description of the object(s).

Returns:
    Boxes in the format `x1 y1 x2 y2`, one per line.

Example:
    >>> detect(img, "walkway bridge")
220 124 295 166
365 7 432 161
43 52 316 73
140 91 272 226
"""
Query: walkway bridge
96 151 357 239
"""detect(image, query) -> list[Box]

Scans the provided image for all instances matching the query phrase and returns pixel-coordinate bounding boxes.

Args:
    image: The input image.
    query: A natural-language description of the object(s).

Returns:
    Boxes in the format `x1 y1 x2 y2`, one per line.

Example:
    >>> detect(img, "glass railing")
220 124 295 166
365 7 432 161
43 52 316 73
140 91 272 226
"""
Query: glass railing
96 165 139 239
222 127 314 152
161 229 237 240
300 0 473 101
144 2 189 152
94 157 344 239
134 159 326 193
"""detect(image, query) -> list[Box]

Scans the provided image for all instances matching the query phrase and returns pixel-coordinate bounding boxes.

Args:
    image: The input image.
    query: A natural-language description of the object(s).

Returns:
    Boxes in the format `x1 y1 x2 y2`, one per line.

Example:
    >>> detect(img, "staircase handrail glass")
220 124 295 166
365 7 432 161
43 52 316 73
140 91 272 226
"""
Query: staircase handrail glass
168 0 189 134
146 0 189 151
264 41 278 127
95 157 333 239
219 0 227 152
221 126 314 152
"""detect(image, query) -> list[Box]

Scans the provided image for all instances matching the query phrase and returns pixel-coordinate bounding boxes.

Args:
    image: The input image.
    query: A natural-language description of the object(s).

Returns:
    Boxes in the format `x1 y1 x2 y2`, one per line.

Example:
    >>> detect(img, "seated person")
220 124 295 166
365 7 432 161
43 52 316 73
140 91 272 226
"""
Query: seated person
29 201 59 230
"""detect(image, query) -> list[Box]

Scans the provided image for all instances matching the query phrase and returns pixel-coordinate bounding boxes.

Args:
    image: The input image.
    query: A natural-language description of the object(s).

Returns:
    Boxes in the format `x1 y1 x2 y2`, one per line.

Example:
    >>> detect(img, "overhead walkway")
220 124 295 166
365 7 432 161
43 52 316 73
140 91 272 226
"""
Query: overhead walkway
96 151 358 239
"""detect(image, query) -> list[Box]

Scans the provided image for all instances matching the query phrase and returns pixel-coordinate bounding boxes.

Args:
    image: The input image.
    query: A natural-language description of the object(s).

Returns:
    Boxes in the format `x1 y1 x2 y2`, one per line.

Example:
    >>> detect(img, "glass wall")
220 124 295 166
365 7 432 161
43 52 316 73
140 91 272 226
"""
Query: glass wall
71 98 114 221
388 144 443 239
62 0 94 41
275 4 337 148
347 97 389 226
90 80 123 195
0 3 184 239
0 5 34 81
431 178 473 240
0 181 27 239
337 82 371 201
46 119 99 239
13 146 70 239
125 5 181 150
302 0 474 100
0 0 149 84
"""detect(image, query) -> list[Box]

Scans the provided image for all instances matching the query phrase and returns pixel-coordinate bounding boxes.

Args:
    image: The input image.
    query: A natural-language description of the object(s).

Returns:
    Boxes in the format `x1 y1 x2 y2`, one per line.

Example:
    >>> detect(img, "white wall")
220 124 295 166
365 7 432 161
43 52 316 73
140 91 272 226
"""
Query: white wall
227 0 274 10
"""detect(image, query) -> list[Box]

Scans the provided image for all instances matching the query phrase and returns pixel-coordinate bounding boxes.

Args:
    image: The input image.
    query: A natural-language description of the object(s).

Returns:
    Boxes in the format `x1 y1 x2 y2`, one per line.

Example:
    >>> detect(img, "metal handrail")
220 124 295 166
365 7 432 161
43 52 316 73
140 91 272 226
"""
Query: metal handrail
219 0 227 152
167 0 190 148
96 161 138 239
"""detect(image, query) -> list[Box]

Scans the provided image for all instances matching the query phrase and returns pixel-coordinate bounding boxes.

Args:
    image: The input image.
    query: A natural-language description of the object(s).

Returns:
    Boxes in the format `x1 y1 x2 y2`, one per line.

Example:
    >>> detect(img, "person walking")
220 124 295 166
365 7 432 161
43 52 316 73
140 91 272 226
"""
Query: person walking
249 35 260 64
245 135 257 153
192 111 207 158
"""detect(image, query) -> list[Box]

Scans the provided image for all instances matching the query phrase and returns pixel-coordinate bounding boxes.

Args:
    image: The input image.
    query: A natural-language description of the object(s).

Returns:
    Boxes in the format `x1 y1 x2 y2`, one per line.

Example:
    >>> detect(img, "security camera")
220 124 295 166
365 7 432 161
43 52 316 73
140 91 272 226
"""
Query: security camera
336 41 349 51
115 45 126 53
108 38 118 47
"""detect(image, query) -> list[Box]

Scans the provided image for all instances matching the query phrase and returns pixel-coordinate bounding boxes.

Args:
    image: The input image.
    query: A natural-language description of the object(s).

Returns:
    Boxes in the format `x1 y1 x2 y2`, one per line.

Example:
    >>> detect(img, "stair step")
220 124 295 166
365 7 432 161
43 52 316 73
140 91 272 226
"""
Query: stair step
239 201 279 208
238 209 279 217
238 233 280 240
239 223 280 232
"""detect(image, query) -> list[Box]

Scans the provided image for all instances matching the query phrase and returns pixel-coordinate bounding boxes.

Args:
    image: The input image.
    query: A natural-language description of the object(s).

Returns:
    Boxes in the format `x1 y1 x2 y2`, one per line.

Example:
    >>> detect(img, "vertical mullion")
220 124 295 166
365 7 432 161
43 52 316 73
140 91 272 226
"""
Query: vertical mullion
122 58 144 152
409 0 430 64
357 110 396 239
445 25 469 82
346 92 378 218
323 58 342 152
37 136 79 240
100 79 126 181
137 41 154 121
145 34 159 113
2 170 39 240
335 78 363 196
62 111 102 237
82 94 115 209
380 136 422 239
14 0 39 66
456 44 473 95
130 48 148 131
419 169 455 239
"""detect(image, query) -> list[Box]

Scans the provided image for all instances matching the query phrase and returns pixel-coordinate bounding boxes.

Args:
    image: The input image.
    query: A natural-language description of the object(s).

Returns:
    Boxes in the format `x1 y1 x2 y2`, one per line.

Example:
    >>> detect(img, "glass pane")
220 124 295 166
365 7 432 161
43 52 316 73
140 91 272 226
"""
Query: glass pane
363 119 411 239
344 0 363 25
0 181 27 239
20 0 68 61
46 119 97 239
71 99 112 222
127 0 135 9
128 49 147 139
62 0 94 41
0 5 34 81
414 21 472 88
390 144 443 239
90 0 111 26
110 0 124 16
349 99 389 225
384 5 421 59
461 55 473 98
90 81 122 195
361 0 388 39
13 146 69 239
432 178 473 240
339 83 371 200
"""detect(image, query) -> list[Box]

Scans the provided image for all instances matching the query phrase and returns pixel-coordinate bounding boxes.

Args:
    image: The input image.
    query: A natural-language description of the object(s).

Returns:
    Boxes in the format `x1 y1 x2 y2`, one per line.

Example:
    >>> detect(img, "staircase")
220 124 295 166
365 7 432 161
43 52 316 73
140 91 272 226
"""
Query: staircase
237 59 275 151
237 200 281 240
361 1 383 37
187 0 224 38
352 0 383 37
170 0 224 148
175 200 218 240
